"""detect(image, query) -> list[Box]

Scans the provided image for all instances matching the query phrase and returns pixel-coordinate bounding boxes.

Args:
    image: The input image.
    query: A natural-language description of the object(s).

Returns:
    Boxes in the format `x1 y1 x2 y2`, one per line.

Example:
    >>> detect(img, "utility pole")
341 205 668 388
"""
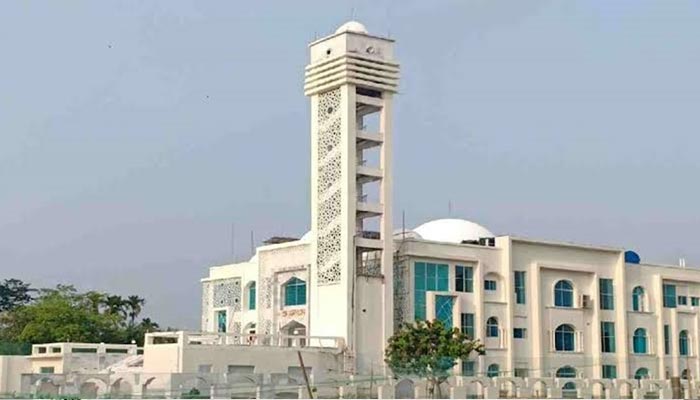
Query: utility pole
297 351 314 399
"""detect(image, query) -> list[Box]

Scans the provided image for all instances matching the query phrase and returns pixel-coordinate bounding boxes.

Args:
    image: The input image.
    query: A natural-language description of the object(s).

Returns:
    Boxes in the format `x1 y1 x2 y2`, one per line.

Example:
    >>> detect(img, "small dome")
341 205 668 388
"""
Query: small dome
335 21 368 35
300 230 312 242
413 218 494 244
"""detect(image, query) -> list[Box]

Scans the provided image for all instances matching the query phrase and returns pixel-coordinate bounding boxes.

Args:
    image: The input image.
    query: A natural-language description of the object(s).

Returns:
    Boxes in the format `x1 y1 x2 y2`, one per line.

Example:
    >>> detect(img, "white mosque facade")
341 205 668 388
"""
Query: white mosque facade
2 20 700 399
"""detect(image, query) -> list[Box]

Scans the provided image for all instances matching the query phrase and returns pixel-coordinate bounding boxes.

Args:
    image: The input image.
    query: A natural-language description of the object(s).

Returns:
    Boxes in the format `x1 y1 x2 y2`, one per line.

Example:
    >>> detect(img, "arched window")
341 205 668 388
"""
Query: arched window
679 330 690 356
487 363 500 378
632 286 645 312
283 277 307 306
554 280 574 307
562 382 577 399
555 324 575 351
635 368 650 380
248 282 256 310
486 317 499 337
633 328 648 354
556 366 577 378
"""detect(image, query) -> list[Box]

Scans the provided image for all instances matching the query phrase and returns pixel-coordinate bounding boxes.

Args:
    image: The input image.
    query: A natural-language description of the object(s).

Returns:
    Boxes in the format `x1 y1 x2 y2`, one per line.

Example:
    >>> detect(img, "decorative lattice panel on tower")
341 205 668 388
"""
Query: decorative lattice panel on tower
201 282 213 331
212 278 242 310
393 260 410 332
262 277 273 309
316 88 343 285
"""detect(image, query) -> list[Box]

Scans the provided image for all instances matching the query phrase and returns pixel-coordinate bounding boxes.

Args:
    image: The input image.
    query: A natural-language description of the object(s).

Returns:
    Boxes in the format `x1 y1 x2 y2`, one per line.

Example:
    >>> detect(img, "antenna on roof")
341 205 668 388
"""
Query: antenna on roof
250 230 255 257
448 200 453 217
231 223 236 262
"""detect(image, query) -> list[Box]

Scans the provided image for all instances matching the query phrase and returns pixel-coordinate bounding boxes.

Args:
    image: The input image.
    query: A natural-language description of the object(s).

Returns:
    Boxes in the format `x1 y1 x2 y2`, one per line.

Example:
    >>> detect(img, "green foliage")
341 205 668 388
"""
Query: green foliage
0 278 35 312
0 341 31 355
385 320 484 396
0 280 163 347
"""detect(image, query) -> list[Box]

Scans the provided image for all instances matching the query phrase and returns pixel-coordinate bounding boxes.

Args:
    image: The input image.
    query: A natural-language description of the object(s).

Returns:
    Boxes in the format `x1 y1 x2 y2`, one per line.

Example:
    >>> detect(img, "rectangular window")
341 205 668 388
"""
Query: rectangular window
599 278 614 310
462 360 475 377
602 365 617 379
249 284 256 310
435 296 454 328
663 284 677 308
39 367 55 374
692 297 699 306
513 328 527 339
484 280 497 291
414 262 449 320
601 321 616 353
198 364 212 374
664 324 671 355
678 295 688 306
461 313 475 338
72 348 97 353
515 368 529 378
216 310 227 333
514 271 526 304
455 265 474 293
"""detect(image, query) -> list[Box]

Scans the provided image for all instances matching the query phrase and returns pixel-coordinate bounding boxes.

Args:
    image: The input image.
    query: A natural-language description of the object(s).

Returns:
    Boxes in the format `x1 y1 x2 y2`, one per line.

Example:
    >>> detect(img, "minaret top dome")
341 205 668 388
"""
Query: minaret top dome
335 21 368 35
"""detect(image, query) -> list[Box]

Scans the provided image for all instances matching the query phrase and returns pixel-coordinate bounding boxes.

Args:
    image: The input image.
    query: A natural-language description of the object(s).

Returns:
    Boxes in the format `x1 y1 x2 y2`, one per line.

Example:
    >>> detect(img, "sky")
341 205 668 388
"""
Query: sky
1 0 698 329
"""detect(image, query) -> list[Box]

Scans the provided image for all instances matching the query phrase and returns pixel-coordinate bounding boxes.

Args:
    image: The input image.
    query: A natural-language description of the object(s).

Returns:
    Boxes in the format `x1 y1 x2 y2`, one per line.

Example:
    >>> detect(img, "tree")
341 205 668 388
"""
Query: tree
385 320 484 398
0 279 34 312
125 295 145 327
84 291 106 314
103 295 126 317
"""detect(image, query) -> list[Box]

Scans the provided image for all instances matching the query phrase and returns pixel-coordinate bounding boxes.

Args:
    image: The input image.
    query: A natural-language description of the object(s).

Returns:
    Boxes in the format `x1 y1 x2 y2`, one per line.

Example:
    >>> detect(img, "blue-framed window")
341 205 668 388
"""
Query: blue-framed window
602 365 617 379
486 317 499 337
599 278 614 310
601 322 616 353
487 364 500 378
679 330 690 356
462 360 475 377
435 295 454 328
514 328 527 339
414 262 449 320
678 295 688 306
663 284 677 308
632 286 645 312
664 325 671 355
461 313 475 338
514 271 526 304
633 328 648 354
216 310 227 333
455 265 473 293
283 277 306 306
554 280 574 307
556 366 577 378
555 324 575 351
248 282 256 310
484 279 497 291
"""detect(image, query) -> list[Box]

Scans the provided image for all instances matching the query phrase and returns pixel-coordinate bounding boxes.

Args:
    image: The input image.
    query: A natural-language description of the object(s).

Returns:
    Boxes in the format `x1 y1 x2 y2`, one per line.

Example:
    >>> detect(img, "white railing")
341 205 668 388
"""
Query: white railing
146 331 344 350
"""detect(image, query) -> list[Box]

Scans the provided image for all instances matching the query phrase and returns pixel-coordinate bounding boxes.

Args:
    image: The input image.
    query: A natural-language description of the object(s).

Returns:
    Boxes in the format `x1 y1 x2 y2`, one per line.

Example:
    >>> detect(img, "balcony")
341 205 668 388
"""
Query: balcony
356 130 383 151
356 165 382 184
356 198 383 218
356 230 382 249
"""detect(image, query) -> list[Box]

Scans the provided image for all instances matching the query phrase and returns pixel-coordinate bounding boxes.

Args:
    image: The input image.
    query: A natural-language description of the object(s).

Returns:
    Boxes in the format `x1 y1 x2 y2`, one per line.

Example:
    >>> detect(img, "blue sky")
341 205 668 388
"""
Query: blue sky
1 0 698 328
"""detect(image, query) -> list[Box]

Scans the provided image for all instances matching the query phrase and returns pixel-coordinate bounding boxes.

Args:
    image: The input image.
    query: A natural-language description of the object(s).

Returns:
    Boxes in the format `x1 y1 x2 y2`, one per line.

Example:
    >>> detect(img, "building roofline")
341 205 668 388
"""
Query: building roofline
504 235 624 253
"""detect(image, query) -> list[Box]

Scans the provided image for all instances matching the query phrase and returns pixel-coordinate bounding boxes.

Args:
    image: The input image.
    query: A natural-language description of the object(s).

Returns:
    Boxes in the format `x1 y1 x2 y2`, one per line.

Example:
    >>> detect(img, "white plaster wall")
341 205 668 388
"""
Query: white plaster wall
0 356 30 394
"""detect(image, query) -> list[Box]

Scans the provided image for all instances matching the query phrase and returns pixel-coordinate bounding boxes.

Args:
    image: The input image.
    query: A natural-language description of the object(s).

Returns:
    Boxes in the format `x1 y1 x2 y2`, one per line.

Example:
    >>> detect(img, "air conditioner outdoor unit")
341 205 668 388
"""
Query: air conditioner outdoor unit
581 295 591 309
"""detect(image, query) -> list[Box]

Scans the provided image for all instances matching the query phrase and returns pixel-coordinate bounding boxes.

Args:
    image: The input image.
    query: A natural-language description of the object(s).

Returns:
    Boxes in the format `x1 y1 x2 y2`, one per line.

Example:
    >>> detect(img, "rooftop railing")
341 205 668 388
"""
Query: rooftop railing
145 331 344 350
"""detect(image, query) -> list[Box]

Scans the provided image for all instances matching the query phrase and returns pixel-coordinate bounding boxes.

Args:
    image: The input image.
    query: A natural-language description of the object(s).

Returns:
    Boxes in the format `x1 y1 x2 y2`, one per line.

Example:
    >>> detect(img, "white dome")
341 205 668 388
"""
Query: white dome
413 218 494 244
335 21 368 34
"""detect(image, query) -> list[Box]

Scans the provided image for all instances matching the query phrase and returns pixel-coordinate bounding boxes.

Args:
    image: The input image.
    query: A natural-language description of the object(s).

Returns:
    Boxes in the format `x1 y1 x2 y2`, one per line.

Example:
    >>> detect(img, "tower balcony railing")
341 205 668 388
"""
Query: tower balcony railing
359 230 380 240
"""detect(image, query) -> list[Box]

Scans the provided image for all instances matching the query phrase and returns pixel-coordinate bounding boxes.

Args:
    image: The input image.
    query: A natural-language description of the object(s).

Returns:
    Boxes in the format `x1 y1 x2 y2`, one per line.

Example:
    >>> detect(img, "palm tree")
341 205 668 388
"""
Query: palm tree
139 318 160 333
84 291 105 314
125 295 145 327
103 295 126 318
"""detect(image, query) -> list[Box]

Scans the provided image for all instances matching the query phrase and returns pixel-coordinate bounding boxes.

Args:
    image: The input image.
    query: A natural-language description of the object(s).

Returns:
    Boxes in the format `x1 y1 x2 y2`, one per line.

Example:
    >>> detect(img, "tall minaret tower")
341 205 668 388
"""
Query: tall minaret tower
304 21 399 374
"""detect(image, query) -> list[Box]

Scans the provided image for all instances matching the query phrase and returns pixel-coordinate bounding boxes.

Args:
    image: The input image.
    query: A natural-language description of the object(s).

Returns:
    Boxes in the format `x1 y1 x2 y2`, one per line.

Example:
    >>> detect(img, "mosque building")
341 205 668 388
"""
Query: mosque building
1 20 699 399
200 20 700 385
